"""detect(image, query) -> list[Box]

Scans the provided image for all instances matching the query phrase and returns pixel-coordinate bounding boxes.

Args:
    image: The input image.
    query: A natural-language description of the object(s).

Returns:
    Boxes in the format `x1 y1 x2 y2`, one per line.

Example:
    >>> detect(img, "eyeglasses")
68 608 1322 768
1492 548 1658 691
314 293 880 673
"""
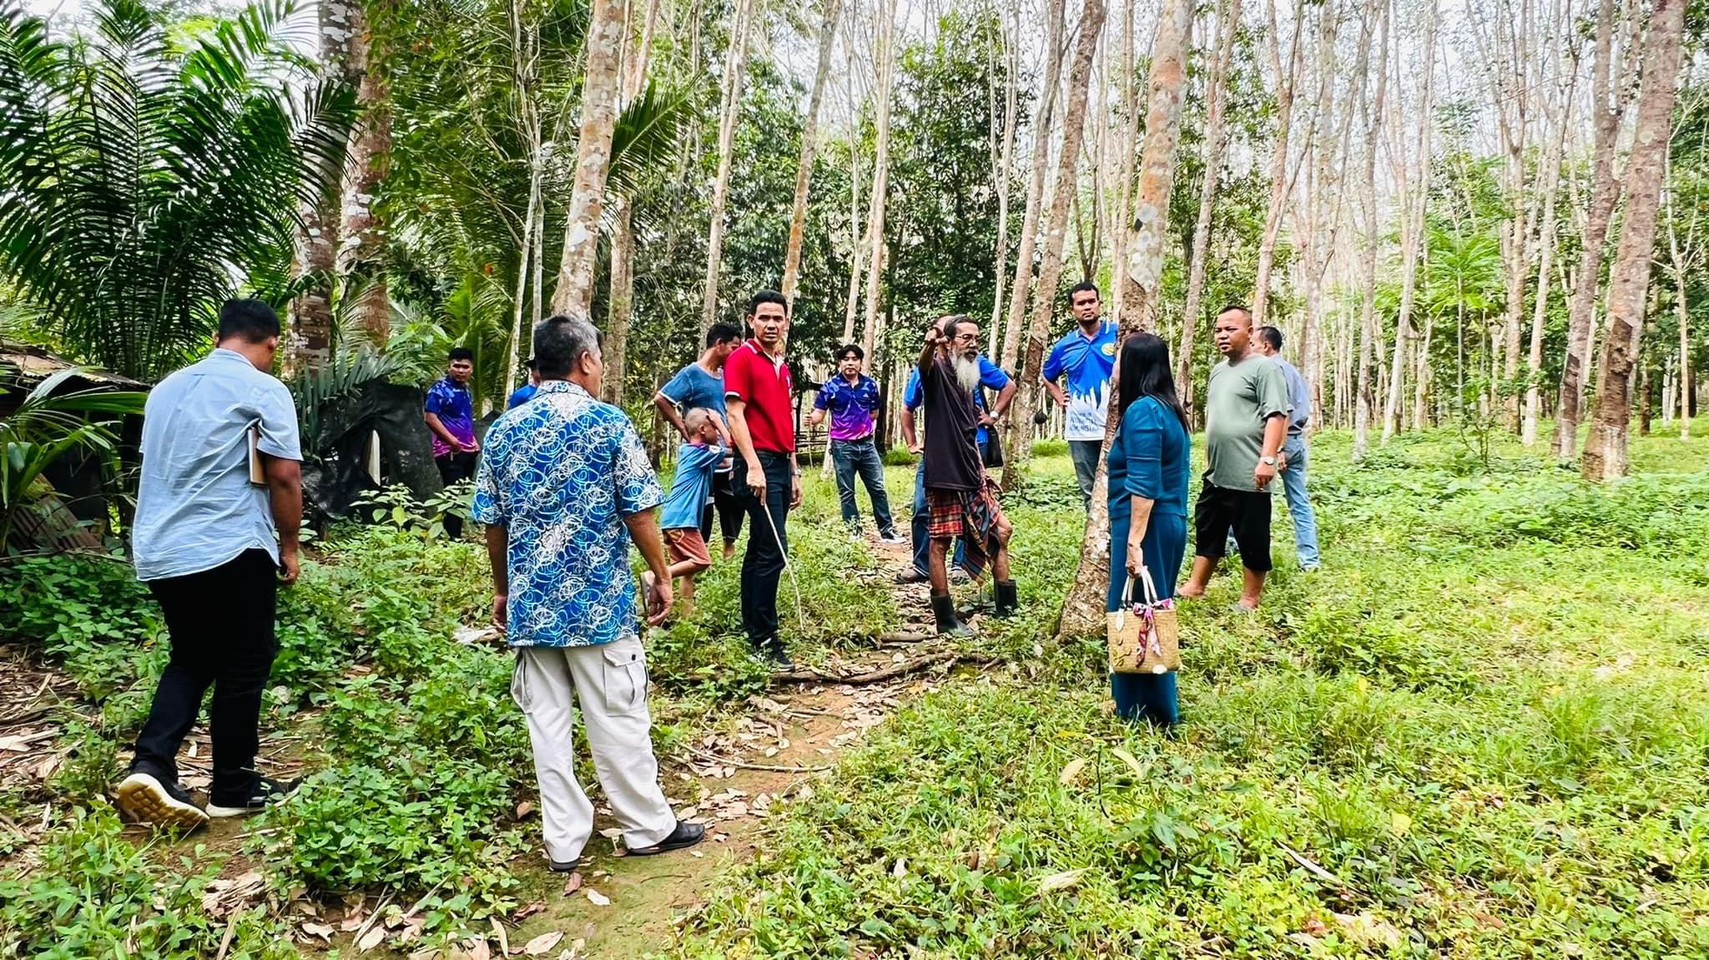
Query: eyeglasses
952 332 979 343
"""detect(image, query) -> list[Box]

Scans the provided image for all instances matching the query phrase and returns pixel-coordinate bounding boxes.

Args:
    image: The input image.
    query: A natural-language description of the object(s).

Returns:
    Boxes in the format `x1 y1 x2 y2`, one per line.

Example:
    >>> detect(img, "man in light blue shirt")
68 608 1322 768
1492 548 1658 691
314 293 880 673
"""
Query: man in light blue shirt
474 314 704 870
1042 282 1119 510
1255 325 1321 569
653 322 744 557
117 300 303 831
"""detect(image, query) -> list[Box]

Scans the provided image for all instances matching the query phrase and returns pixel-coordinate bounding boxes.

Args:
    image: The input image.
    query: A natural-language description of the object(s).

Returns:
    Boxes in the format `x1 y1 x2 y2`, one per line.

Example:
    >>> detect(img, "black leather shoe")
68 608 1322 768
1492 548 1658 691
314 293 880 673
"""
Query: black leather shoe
628 820 706 856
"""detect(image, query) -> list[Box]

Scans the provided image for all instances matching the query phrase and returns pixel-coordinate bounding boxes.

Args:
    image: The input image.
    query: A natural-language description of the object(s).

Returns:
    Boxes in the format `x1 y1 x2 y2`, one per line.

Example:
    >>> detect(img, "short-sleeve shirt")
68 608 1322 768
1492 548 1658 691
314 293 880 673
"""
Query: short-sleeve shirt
1106 396 1191 521
659 442 726 531
919 358 984 492
506 383 539 410
1042 321 1119 441
132 349 302 581
1204 354 1291 492
659 362 727 418
724 341 795 454
472 380 662 648
815 374 880 442
424 377 476 458
1274 357 1311 436
904 358 1011 446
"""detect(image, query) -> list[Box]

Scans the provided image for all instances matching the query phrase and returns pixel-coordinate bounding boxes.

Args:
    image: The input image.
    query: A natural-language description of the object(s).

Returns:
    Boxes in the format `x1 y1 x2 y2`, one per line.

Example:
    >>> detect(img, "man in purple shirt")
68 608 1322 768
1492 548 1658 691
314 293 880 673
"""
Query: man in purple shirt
425 346 479 537
810 344 903 543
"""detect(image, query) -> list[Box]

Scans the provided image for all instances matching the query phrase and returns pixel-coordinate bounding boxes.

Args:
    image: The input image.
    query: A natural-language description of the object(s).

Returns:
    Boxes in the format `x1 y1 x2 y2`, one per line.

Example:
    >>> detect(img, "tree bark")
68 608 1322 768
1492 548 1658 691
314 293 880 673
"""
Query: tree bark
339 0 391 348
1004 0 1107 490
696 0 756 333
988 5 1022 353
781 0 843 311
1055 0 1192 642
860 0 900 363
1351 0 1388 461
1556 0 1628 459
551 0 631 318
1381 0 1435 441
291 0 361 374
1583 0 1685 481
1177 0 1242 423
602 0 661 405
1521 45 1571 446
999 0 1068 375
1251 0 1306 330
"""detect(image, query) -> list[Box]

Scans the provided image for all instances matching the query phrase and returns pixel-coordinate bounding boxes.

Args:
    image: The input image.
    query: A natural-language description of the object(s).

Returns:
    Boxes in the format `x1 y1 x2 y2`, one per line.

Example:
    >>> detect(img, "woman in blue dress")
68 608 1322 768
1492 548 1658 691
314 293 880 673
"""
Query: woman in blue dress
1105 333 1192 727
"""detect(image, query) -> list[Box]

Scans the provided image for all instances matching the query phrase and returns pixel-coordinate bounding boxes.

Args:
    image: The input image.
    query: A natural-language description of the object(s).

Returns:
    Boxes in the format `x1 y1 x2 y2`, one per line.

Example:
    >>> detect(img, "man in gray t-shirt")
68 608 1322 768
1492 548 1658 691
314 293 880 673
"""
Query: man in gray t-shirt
1180 305 1289 611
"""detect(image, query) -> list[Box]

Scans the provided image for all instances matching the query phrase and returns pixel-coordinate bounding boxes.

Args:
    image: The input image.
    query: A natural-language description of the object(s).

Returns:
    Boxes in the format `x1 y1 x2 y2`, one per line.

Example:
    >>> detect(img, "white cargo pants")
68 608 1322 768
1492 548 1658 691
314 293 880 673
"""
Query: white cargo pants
510 637 676 863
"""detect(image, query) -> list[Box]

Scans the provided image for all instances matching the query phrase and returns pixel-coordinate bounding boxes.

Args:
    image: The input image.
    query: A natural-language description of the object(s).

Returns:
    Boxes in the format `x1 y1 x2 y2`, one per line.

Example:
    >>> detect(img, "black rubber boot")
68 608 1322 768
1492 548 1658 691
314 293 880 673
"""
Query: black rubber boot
931 593 974 638
994 580 1019 618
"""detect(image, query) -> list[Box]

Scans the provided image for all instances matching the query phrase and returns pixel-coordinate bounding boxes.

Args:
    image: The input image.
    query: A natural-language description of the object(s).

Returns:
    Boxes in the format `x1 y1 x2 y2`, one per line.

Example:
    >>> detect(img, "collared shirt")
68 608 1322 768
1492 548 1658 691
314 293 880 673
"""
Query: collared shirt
506 383 539 410
1272 356 1312 435
472 380 662 648
815 374 880 442
724 340 795 453
425 377 475 458
904 357 1011 446
132 349 302 581
1204 353 1291 492
1042 320 1119 441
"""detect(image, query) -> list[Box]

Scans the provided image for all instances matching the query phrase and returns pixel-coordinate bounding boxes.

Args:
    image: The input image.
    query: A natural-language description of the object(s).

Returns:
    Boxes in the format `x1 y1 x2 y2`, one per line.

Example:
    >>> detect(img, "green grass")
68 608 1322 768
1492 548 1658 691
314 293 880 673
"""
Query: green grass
672 426 1709 959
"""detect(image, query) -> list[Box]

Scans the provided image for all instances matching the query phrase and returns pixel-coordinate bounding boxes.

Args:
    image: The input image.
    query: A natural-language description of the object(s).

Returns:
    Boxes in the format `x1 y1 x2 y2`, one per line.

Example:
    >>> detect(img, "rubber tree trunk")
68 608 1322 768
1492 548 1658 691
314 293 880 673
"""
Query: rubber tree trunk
987 4 1021 352
998 0 1067 375
603 0 660 405
696 0 756 334
1177 0 1242 423
1003 0 1107 493
860 0 900 363
1521 67 1569 446
1583 0 1685 481
1055 0 1191 643
551 0 631 318
781 0 842 311
1351 0 1388 462
1382 0 1434 442
1252 0 1305 329
1556 0 1625 459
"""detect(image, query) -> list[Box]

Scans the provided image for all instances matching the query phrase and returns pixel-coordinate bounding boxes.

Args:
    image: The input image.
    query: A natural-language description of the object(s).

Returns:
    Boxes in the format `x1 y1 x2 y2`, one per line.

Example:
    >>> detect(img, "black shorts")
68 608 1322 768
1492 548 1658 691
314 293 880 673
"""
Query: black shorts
1194 477 1273 573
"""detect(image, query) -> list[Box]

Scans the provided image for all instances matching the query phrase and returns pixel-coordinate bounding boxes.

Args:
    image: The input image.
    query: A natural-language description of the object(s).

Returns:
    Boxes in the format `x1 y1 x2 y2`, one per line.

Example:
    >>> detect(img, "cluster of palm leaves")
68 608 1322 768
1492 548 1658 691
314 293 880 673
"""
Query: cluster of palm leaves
0 368 143 554
0 0 354 383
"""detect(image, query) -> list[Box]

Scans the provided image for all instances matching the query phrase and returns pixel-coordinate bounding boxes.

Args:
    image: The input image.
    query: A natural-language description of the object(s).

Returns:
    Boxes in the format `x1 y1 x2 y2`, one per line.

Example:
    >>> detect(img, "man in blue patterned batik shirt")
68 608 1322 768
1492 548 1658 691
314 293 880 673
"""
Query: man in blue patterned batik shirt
474 314 704 870
1042 282 1118 511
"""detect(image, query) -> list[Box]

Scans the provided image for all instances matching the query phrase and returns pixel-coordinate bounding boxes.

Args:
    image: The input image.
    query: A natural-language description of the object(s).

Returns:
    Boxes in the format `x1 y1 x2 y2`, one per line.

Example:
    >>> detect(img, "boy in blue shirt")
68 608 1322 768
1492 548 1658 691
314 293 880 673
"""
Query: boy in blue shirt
650 407 727 619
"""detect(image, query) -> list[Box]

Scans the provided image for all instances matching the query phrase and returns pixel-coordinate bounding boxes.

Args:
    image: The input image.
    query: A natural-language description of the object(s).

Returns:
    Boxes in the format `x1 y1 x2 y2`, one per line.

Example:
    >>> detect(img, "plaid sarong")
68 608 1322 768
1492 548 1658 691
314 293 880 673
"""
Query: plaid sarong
924 478 1007 579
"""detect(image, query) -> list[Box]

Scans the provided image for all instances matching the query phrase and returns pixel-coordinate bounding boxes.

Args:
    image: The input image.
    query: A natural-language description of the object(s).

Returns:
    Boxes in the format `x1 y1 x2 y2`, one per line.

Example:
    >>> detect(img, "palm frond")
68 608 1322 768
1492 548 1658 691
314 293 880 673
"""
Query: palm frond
607 81 694 199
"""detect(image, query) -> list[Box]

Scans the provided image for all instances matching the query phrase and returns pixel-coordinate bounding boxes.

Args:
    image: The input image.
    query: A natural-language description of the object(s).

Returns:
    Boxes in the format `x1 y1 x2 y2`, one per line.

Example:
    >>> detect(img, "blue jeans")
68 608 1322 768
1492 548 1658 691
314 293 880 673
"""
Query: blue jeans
1068 440 1101 511
1276 435 1321 569
830 438 896 537
910 440 986 576
1108 511 1186 727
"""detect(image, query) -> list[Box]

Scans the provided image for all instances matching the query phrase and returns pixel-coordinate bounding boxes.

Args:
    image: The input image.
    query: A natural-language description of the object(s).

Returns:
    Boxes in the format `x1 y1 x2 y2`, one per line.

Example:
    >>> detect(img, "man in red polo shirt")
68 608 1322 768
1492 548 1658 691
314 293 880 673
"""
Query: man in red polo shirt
724 290 802 667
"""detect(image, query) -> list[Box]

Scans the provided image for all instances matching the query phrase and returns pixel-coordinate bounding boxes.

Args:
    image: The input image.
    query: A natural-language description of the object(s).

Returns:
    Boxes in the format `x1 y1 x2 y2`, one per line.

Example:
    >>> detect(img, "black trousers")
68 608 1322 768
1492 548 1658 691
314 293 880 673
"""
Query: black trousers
699 470 745 547
436 451 478 538
132 549 279 805
734 452 792 645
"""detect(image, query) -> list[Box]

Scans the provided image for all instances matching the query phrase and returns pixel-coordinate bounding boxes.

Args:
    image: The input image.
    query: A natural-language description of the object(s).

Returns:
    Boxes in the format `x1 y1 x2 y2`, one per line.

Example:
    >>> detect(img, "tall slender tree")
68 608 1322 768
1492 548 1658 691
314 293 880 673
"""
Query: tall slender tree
1583 0 1686 480
697 0 757 333
551 0 631 317
781 0 843 310
339 0 392 346
603 0 663 404
999 0 1068 374
859 0 900 363
1351 0 1388 460
1055 0 1192 640
1005 0 1107 489
1381 0 1435 441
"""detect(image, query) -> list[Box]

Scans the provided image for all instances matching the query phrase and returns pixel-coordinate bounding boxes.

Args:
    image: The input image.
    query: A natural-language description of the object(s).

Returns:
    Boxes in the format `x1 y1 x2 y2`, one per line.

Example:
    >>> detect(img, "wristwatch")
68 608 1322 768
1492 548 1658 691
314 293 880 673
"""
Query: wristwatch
1260 456 1278 465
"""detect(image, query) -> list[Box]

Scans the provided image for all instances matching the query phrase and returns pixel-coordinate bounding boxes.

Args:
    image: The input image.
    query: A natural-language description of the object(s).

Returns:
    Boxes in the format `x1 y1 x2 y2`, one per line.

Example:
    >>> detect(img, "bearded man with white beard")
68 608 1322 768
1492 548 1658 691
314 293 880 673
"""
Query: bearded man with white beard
917 316 1018 635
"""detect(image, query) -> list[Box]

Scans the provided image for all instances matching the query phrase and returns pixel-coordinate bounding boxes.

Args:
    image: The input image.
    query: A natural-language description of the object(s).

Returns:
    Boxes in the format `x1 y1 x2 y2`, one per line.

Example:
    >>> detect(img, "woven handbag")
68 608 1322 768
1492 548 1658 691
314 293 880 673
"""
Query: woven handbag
1107 565 1181 674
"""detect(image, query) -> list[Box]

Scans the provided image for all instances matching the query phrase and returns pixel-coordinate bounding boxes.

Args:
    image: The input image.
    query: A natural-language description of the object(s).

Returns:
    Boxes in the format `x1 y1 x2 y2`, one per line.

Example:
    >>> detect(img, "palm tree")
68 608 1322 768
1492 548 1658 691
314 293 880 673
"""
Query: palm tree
0 0 354 382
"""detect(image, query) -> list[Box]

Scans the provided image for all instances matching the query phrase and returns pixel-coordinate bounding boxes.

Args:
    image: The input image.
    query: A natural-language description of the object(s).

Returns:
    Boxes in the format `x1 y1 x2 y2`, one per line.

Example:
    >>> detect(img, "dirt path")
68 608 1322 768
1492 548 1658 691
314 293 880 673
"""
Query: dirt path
2 539 992 959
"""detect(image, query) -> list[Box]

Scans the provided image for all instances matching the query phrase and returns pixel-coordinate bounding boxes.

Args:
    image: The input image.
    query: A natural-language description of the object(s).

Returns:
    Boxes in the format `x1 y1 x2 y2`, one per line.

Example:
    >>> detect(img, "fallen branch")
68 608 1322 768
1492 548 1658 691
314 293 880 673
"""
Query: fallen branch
773 651 996 687
681 746 830 774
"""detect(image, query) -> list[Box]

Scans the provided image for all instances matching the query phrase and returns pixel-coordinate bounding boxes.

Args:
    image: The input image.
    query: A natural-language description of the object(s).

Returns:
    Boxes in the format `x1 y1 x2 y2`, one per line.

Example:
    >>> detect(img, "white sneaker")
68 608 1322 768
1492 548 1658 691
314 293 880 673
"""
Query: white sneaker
877 532 908 545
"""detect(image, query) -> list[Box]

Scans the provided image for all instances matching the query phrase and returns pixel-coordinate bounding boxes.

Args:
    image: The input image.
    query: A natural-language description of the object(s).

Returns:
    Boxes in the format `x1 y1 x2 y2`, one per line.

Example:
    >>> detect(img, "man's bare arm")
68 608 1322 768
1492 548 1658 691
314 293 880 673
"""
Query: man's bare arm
485 524 509 596
653 391 689 438
622 511 675 625
900 407 919 450
262 453 302 585
992 380 1017 419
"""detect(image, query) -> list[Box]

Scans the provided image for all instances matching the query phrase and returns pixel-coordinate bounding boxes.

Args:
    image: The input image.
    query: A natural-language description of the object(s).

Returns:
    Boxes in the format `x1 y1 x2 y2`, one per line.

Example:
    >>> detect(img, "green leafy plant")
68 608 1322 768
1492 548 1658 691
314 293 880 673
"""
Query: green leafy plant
0 369 144 553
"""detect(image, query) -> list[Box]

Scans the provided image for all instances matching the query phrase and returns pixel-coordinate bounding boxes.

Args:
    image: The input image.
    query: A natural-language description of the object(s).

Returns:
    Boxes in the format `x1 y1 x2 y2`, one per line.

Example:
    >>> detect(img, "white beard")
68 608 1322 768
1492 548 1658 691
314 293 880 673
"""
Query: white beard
952 355 981 394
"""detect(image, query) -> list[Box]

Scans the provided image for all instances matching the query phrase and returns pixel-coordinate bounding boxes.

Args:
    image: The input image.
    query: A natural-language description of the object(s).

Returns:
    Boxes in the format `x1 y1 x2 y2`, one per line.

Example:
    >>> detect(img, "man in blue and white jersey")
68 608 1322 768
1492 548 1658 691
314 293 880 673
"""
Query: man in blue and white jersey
1042 282 1118 511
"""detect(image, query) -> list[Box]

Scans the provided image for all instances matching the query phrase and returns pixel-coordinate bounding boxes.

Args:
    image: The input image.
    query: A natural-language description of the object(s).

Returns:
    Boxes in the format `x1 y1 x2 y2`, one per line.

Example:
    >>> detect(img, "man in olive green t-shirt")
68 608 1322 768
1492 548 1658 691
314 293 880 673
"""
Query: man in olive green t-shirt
1179 305 1290 611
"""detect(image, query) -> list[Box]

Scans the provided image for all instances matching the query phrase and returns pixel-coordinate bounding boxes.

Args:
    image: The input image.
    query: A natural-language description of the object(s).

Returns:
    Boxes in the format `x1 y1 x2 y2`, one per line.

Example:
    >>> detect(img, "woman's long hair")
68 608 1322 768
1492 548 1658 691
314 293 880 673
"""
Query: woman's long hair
1116 332 1189 431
